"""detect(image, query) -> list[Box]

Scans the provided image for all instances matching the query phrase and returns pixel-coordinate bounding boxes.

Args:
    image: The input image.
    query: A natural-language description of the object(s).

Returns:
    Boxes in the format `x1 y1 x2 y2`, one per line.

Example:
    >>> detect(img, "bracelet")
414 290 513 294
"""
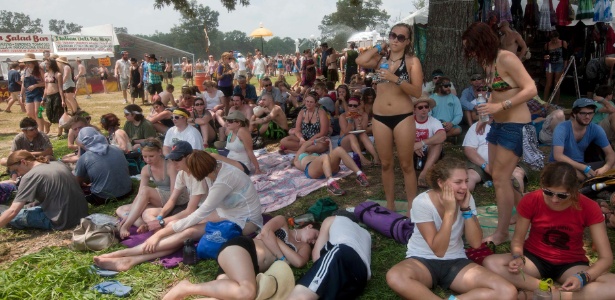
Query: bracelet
576 271 589 286
460 206 471 212
421 140 426 147
481 162 488 170
511 254 526 264
156 215 163 221
504 99 512 110
462 211 473 219
584 165 591 174
278 255 286 261
574 274 585 288
374 44 382 53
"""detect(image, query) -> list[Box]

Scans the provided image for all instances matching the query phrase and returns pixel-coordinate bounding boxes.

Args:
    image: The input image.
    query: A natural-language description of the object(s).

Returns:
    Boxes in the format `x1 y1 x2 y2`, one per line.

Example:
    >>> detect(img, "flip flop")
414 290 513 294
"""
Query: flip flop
90 265 119 277
92 280 131 297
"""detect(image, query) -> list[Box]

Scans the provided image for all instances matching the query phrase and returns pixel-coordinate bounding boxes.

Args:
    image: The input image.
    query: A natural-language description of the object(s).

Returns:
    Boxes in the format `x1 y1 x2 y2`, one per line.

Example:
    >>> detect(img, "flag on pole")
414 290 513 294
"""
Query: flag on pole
204 25 211 52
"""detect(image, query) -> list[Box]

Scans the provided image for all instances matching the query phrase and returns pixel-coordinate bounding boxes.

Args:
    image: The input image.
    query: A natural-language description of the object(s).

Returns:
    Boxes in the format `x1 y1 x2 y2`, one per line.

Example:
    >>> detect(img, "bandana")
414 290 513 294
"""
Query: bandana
173 109 190 118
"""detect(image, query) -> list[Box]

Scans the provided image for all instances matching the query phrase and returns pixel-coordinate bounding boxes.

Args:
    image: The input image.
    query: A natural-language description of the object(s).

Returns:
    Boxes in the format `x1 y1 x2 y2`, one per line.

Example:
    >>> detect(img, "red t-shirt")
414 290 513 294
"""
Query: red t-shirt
517 190 604 264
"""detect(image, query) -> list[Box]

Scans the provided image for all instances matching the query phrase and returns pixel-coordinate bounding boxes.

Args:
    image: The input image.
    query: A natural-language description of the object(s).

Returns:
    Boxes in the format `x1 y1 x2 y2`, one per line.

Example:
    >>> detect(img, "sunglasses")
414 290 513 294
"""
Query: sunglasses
263 84 272 87
194 103 204 106
226 119 240 124
416 105 430 110
441 84 452 88
21 126 37 131
471 77 483 81
348 104 359 108
140 141 158 148
388 32 408 43
172 115 185 120
170 155 186 162
542 188 569 200
433 76 441 80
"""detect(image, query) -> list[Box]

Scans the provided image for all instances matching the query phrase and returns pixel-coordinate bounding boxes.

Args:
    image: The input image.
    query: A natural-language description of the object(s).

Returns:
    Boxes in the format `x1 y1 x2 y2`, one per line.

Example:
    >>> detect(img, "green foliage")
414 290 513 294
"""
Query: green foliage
0 11 43 33
48 19 82 35
153 0 250 17
114 27 128 34
261 37 297 56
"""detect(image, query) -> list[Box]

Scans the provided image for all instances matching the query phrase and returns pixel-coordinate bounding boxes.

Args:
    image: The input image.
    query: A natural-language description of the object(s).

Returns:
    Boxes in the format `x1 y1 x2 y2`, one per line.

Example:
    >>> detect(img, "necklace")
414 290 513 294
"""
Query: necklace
293 229 301 243
389 56 404 63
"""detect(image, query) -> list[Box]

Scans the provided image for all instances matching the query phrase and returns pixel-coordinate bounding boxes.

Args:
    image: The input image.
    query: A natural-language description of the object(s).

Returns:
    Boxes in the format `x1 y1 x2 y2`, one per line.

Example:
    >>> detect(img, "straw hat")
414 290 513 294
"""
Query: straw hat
255 261 295 300
56 56 70 64
18 53 41 62
411 93 436 109
50 53 59 59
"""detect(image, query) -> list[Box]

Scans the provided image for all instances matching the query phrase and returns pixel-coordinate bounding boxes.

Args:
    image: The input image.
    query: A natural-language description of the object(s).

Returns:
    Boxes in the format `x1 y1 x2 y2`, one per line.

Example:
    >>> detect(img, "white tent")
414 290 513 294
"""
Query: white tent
402 7 429 26
347 31 383 48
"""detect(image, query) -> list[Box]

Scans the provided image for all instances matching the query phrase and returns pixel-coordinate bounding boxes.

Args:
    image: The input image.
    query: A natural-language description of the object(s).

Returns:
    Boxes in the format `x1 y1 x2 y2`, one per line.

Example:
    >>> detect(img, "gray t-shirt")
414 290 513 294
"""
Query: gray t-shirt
75 146 132 199
11 132 52 152
15 161 88 230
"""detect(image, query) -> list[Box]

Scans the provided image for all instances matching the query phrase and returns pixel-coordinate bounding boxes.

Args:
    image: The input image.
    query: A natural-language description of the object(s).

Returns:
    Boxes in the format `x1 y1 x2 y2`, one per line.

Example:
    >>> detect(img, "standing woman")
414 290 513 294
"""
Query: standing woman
207 55 218 82
292 52 302 89
462 22 537 245
356 23 423 214
217 52 234 115
99 63 109 94
56 57 79 114
20 54 47 132
301 49 316 91
43 59 65 137
543 31 568 105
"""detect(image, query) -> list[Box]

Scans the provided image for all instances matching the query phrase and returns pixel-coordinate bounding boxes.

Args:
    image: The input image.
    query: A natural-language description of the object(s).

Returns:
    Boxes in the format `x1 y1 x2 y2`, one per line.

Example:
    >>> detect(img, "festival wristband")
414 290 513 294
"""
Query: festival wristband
462 211 473 219
574 274 585 288
278 255 286 261
576 271 589 286
374 44 382 53
481 162 488 170
584 165 591 174
460 206 471 212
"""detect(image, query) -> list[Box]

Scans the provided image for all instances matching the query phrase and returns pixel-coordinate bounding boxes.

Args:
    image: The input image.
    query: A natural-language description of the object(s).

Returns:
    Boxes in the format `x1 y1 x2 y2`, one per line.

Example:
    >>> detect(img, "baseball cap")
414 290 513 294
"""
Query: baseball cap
572 98 597 109
165 141 193 161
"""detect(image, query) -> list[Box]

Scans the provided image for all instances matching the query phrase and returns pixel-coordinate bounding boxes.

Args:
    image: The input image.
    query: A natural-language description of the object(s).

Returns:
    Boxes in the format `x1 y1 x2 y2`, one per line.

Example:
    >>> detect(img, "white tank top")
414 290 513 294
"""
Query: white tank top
225 131 251 171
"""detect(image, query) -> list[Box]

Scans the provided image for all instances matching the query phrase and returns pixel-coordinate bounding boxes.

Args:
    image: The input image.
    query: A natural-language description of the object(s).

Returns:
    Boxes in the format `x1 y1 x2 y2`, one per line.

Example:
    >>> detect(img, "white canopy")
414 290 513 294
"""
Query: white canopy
402 7 428 25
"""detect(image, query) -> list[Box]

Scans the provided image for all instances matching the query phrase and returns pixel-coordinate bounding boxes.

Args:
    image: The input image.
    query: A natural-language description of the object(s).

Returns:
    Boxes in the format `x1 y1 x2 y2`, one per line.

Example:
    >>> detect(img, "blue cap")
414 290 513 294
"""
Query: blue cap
165 141 193 160
572 98 597 109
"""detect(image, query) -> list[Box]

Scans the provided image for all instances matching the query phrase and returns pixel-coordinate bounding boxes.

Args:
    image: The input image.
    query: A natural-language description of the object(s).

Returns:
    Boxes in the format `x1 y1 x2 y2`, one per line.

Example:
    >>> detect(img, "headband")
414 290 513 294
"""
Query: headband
173 110 190 118
124 109 142 115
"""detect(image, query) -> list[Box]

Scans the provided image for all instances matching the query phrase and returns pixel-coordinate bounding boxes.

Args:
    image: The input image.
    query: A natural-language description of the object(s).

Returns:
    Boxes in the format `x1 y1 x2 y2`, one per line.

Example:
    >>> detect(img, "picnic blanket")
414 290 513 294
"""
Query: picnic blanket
120 226 184 268
251 152 353 212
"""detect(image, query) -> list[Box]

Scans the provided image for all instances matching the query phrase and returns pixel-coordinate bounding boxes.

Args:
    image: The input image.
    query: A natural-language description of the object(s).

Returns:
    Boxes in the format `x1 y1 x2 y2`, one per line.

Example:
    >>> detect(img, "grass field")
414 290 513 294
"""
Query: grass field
0 75 614 299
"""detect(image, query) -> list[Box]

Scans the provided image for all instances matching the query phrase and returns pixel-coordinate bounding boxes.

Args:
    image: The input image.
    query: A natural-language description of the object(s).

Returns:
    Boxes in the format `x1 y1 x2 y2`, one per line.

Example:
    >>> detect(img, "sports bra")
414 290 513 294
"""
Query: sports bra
274 228 297 252
298 152 319 162
490 65 516 92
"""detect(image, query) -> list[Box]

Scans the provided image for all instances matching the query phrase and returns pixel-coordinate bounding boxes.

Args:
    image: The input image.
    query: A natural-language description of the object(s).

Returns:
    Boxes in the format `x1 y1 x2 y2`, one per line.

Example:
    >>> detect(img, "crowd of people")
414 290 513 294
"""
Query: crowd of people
2 20 615 300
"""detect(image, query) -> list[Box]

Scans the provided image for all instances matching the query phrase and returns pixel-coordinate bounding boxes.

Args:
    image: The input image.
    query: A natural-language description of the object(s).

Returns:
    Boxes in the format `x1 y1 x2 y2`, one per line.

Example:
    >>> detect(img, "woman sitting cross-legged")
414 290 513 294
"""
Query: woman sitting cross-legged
483 162 615 300
219 111 262 174
115 138 190 239
161 215 320 300
93 146 263 272
387 158 517 300
293 136 369 196
338 96 380 167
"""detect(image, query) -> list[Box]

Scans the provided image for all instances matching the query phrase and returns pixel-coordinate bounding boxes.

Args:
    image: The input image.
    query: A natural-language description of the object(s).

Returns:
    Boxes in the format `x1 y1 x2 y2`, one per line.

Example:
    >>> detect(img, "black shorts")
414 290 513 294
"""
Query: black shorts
410 256 473 290
147 82 163 95
524 249 589 280
216 236 259 276
297 242 368 300
130 86 144 98
84 187 133 206
184 72 193 79
100 73 108 80
218 85 233 97
63 87 76 93
167 72 173 78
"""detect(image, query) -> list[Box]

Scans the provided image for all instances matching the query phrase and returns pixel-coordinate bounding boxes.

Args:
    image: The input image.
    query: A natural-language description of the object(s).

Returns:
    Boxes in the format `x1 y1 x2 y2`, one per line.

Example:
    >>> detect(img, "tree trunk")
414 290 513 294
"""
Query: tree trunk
424 0 480 86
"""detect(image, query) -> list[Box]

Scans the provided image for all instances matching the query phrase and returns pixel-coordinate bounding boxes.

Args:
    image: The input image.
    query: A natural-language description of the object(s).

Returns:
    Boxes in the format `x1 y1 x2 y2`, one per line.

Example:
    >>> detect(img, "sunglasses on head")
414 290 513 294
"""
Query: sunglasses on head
348 104 359 108
416 105 430 110
172 115 185 120
388 32 408 43
140 141 158 148
542 188 569 200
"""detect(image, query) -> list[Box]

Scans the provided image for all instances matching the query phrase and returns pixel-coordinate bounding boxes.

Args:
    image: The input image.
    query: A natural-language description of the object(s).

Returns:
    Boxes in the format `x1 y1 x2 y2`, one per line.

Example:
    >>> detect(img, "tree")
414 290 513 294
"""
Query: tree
411 0 427 11
318 0 389 50
423 0 478 86
114 27 128 34
262 37 296 56
0 11 43 33
48 19 82 35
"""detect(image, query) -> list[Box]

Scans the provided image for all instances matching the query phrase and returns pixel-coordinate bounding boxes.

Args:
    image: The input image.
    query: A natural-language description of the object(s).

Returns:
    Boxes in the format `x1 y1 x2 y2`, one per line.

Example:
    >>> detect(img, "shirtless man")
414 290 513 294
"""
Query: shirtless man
216 93 254 139
74 58 91 99
250 92 288 137
499 21 528 60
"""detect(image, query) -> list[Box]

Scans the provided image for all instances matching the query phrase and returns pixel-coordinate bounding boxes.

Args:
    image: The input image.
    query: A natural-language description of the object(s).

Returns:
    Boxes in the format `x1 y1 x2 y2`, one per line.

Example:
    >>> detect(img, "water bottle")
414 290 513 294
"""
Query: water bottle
288 213 315 227
483 180 493 188
476 93 489 122
533 278 553 300
379 57 389 70
591 183 607 191
414 145 428 171
182 238 197 265
37 105 45 118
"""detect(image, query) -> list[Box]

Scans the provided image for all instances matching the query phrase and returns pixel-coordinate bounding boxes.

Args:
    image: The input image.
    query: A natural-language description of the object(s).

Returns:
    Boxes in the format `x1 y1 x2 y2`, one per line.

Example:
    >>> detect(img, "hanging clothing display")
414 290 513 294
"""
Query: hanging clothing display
538 0 555 31
524 0 540 28
594 0 613 22
556 0 572 26
511 0 524 31
606 25 615 55
495 0 513 22
577 0 594 20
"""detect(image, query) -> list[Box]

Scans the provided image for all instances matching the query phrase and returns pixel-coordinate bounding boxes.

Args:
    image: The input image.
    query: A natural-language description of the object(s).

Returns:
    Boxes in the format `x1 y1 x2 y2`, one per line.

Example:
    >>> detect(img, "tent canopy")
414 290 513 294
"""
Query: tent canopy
402 7 428 25
116 33 194 61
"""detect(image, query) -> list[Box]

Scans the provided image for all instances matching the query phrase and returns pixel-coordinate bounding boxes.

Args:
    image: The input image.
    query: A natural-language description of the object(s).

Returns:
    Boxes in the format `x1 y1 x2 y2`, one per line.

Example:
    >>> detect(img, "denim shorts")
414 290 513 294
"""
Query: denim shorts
546 62 564 73
9 206 53 230
486 122 526 157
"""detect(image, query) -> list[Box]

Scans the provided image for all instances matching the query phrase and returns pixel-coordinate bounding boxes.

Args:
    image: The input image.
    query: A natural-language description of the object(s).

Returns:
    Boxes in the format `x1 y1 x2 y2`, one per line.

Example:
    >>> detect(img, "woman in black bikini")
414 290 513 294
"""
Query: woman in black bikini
356 23 423 215
462 22 537 245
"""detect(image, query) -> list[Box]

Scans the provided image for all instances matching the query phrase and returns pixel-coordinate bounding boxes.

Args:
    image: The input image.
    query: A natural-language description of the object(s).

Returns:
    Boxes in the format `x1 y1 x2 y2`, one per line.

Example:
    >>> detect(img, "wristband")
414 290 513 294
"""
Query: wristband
481 162 488 170
374 44 382 53
584 165 591 174
576 271 589 286
156 215 163 221
278 255 286 261
462 211 473 219
460 206 471 212
574 274 585 288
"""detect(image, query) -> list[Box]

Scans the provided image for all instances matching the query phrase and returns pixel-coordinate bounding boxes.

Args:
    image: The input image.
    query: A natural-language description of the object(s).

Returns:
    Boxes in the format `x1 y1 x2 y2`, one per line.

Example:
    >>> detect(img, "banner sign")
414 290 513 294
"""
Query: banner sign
98 57 111 66
0 33 53 53
53 35 113 52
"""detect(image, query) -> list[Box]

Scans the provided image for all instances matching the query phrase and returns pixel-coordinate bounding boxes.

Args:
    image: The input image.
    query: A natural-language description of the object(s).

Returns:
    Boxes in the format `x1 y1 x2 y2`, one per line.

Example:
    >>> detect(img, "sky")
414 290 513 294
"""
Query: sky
8 0 419 39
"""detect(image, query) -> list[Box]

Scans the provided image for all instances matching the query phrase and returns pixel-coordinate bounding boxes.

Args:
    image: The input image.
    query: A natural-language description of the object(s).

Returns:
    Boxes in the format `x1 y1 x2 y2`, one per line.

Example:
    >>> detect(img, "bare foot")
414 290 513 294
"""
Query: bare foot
119 225 131 239
482 231 509 246
93 256 136 272
162 280 192 300
136 224 149 234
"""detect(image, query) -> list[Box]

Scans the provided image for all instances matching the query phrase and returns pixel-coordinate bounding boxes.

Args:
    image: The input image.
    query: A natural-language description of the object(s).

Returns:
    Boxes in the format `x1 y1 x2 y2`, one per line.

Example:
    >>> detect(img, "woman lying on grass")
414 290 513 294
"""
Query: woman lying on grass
162 215 319 300
116 138 190 238
94 145 263 271
387 158 517 300
484 162 615 300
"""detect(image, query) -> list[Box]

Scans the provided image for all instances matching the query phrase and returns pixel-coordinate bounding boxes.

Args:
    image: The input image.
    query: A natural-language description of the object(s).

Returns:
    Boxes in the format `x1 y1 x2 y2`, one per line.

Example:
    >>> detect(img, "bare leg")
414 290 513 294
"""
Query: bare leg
118 187 162 238
393 117 417 214
467 168 482 192
418 144 442 182
329 147 360 173
359 133 379 164
280 135 301 152
372 120 396 211
448 263 517 300
387 258 439 300
341 135 370 166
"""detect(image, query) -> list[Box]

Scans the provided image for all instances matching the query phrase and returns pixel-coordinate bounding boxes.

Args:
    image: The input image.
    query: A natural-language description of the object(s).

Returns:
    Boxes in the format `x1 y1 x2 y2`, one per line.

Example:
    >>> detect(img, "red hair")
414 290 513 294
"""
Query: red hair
462 22 499 67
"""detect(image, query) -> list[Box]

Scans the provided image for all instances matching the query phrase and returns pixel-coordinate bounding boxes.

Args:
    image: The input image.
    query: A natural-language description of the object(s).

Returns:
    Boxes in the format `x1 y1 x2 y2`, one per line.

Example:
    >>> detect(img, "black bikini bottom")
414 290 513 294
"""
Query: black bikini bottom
373 112 413 130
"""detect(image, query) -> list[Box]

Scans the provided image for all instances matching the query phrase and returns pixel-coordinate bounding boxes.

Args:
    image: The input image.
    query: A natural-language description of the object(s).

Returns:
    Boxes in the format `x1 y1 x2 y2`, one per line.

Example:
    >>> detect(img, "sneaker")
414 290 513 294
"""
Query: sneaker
86 95 91 99
327 181 345 196
356 173 369 187
122 99 128 104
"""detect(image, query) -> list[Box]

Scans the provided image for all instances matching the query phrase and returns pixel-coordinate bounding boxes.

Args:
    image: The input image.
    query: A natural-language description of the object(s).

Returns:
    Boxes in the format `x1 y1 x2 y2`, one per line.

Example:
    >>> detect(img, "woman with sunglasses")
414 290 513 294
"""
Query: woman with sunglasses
123 104 157 147
100 113 131 153
279 91 330 154
356 23 424 215
189 97 216 148
147 100 174 134
115 138 190 239
217 53 235 114
94 147 263 272
484 162 615 300
220 111 262 174
462 22 537 245
338 97 380 167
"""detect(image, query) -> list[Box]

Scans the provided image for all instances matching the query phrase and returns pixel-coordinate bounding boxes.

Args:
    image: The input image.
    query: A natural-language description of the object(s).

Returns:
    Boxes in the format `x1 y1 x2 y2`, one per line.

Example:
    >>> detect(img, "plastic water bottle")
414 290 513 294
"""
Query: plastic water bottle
288 213 315 227
476 93 489 122
533 278 553 300
182 238 197 265
591 183 607 191
483 180 493 188
379 57 389 70
414 145 428 171
37 105 45 118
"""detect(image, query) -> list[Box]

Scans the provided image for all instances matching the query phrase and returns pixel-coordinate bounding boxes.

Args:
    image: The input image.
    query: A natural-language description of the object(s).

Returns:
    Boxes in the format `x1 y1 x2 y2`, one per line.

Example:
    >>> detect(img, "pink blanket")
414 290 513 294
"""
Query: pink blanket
251 152 352 212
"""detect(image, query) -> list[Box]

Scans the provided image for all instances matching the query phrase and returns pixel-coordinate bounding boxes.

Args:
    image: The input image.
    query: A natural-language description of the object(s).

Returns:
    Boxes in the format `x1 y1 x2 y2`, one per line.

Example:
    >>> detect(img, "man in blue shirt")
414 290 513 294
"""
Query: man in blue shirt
430 77 462 138
550 98 615 180
233 75 257 104
459 73 486 126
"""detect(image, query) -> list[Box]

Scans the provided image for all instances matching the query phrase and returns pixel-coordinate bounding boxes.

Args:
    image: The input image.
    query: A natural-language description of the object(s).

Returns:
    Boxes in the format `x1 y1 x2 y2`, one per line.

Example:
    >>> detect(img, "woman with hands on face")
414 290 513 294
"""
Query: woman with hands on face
483 162 615 300
338 96 380 167
387 158 517 300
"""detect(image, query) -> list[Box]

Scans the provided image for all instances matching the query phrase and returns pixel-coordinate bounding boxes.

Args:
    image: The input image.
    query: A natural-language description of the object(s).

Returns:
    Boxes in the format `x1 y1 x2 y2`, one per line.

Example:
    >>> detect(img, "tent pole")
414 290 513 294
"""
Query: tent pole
261 37 264 53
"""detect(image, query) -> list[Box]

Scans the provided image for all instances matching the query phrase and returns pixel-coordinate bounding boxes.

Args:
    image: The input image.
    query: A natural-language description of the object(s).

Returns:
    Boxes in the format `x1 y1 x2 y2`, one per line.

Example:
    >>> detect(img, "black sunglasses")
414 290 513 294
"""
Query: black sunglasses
389 32 408 43
263 84 272 87
471 77 483 81
347 104 359 108
141 141 158 148
542 188 569 200
442 84 452 88
194 103 204 106
416 105 430 110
